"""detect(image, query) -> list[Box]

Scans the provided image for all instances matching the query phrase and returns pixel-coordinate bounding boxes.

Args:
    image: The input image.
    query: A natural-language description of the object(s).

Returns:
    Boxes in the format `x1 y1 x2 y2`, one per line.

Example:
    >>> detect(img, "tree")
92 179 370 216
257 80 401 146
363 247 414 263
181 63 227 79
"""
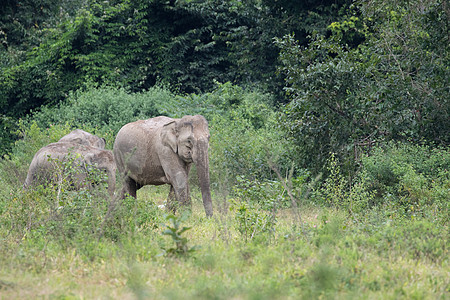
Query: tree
277 0 449 175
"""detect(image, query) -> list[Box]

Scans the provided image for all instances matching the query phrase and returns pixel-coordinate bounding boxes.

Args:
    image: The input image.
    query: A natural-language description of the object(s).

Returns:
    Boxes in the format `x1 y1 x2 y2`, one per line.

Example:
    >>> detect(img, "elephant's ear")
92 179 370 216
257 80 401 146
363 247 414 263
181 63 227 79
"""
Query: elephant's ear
161 121 178 153
99 138 106 149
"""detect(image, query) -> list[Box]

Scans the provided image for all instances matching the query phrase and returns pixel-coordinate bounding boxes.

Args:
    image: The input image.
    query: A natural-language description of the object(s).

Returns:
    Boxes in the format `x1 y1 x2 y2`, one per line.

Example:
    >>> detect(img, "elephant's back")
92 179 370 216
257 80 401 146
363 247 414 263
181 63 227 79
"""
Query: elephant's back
33 143 71 161
34 142 105 164
135 116 174 131
115 116 173 144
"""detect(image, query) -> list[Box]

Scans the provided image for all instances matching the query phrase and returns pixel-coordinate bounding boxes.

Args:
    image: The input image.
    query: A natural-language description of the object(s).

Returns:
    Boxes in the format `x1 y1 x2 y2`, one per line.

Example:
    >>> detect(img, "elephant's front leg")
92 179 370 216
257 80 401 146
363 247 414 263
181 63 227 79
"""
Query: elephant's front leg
166 185 177 213
172 171 191 207
161 158 191 211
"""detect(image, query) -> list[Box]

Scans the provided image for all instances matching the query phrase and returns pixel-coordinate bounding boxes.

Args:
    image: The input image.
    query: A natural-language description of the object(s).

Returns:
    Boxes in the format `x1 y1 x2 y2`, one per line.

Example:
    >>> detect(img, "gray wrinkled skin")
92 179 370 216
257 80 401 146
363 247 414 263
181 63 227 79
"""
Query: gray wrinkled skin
113 115 213 217
58 129 106 149
24 142 116 197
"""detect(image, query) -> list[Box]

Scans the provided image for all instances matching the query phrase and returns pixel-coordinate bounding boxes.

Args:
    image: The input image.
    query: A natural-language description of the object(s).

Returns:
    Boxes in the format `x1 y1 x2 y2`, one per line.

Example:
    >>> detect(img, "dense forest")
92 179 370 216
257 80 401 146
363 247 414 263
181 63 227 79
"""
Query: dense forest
0 0 448 298
2 0 448 159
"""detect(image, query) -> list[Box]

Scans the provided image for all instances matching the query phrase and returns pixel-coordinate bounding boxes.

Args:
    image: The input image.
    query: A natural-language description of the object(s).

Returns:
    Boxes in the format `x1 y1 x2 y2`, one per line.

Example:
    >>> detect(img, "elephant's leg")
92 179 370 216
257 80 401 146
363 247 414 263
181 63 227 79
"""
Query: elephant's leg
166 185 177 214
161 160 191 208
172 171 191 207
121 175 138 198
106 170 116 198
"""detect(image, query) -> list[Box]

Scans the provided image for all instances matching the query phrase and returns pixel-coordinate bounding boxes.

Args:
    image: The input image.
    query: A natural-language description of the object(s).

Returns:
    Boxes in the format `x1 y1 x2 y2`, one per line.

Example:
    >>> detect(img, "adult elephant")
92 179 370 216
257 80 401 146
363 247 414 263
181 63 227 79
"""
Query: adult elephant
113 115 213 217
58 129 106 149
24 142 116 197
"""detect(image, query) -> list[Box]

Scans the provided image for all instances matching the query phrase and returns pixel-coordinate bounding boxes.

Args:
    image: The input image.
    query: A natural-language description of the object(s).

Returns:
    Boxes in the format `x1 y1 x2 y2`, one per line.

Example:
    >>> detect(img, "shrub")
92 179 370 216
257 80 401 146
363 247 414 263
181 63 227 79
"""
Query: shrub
160 213 199 257
233 176 285 211
361 142 449 215
231 174 311 211
29 85 166 146
206 84 293 187
317 153 374 215
229 198 277 243
156 82 294 191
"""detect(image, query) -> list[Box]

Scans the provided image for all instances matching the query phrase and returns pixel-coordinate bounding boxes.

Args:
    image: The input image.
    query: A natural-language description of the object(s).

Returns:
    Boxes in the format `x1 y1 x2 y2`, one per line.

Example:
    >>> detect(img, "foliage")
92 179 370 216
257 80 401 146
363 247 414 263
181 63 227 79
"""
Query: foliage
317 153 375 216
205 84 294 186
0 107 448 298
4 164 111 250
0 115 18 155
360 142 449 219
29 85 164 146
312 143 448 222
229 198 277 243
160 213 198 256
277 0 449 174
233 175 285 210
0 0 82 50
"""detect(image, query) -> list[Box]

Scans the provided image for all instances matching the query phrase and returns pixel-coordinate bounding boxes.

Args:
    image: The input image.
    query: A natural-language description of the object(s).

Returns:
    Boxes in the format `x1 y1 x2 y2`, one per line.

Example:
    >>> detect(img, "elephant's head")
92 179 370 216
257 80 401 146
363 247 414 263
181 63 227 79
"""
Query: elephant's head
161 115 213 216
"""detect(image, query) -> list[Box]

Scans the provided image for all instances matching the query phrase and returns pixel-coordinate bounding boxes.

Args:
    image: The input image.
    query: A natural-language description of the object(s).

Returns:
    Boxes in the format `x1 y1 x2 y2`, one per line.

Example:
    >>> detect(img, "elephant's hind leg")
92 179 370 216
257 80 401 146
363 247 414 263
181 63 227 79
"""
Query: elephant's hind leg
121 176 138 198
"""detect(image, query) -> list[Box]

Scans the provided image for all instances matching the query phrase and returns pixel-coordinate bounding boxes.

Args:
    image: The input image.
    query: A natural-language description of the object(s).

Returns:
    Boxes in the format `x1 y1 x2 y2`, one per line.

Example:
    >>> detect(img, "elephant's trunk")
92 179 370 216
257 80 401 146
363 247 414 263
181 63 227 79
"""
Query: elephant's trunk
195 139 213 217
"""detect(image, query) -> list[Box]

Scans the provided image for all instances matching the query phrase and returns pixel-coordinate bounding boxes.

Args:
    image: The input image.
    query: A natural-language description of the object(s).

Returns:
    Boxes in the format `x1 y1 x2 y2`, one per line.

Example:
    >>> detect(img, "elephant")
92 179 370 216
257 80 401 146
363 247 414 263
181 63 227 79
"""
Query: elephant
113 115 213 217
24 142 116 197
58 129 106 149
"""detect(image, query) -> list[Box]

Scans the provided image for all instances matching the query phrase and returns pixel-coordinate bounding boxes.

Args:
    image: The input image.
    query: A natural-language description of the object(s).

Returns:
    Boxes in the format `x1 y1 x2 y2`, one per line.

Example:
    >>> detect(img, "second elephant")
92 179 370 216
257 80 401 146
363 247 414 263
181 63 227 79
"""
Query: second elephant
24 142 116 196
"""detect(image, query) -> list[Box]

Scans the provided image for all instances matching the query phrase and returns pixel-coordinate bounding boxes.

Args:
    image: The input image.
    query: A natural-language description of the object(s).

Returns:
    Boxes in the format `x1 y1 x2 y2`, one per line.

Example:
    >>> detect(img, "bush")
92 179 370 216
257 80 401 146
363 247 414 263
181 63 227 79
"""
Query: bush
361 142 449 215
29 85 166 147
205 84 293 187
229 198 277 243
315 153 374 216
233 176 285 211
276 1 449 175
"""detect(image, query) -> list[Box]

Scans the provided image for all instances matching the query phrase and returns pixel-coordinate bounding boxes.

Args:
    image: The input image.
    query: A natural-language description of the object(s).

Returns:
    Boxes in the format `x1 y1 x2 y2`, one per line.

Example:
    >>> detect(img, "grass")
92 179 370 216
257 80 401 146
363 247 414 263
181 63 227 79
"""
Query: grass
0 186 448 299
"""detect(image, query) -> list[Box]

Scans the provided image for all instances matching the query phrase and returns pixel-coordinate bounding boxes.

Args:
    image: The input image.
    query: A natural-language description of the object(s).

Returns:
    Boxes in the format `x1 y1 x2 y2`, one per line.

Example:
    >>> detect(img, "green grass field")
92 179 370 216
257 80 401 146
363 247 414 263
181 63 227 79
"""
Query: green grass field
0 185 448 299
